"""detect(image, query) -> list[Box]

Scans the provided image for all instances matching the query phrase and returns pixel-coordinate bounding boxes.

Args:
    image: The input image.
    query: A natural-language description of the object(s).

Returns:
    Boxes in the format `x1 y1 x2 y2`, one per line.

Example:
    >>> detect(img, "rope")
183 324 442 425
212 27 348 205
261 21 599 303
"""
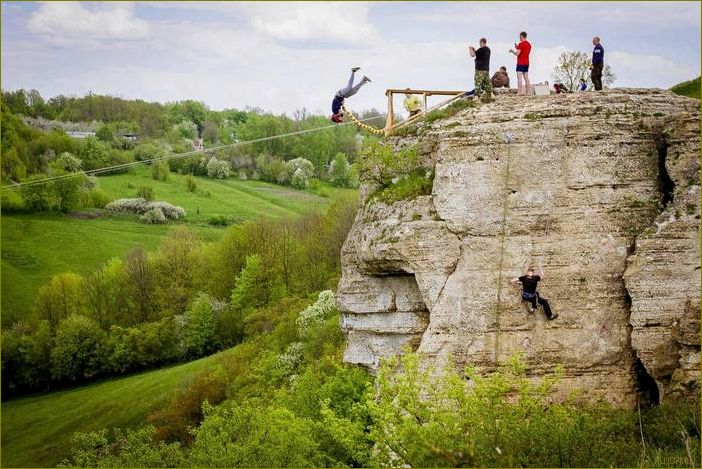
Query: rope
2 116 380 191
341 105 385 135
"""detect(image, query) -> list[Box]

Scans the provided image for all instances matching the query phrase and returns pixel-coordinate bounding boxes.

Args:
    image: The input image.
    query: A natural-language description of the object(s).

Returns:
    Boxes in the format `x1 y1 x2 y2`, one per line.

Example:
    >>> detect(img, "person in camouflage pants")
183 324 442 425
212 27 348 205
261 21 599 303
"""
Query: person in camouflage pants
469 38 493 98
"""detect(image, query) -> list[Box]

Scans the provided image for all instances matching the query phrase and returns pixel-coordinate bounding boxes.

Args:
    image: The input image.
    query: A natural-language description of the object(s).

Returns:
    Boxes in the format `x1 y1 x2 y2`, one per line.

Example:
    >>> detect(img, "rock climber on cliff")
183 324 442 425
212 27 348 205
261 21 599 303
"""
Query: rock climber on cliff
330 67 371 123
510 263 558 320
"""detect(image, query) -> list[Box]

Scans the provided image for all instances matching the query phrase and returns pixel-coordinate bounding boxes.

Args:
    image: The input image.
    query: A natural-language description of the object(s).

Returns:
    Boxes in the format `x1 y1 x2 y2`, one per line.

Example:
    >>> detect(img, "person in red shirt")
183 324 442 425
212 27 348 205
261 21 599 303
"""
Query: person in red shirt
509 31 532 96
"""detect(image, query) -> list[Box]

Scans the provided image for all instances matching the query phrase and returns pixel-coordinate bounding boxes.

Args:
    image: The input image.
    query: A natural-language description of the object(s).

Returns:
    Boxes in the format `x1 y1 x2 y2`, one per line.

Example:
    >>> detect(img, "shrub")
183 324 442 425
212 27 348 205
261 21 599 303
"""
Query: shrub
296 290 336 337
148 369 228 444
136 185 154 201
256 156 290 185
106 198 150 214
207 215 228 226
59 426 185 468
286 157 314 179
49 152 82 173
184 174 196 192
106 198 186 219
205 157 230 179
151 160 170 181
291 167 309 189
134 142 168 162
20 173 54 211
188 401 324 467
148 201 186 219
139 207 167 224
79 188 112 209
1 189 26 212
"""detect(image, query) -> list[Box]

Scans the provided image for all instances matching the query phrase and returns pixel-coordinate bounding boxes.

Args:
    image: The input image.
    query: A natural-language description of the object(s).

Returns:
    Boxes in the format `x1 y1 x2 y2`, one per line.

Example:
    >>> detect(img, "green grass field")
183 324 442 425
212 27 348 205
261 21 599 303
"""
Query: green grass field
1 348 234 468
2 170 354 324
671 76 701 99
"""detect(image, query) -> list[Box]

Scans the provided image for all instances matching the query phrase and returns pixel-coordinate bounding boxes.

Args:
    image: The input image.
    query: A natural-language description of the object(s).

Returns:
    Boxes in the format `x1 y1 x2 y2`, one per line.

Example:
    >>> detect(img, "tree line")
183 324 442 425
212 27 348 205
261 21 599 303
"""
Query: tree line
1 196 357 397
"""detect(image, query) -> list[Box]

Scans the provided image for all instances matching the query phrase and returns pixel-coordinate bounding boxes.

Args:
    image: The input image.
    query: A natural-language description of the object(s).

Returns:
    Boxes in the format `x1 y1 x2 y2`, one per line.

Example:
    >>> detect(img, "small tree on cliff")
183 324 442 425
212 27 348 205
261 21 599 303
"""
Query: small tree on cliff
552 50 616 92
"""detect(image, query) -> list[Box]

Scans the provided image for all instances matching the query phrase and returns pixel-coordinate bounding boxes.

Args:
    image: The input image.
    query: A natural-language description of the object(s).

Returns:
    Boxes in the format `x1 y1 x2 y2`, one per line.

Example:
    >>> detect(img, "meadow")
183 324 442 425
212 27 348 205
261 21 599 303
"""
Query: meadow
2 166 353 324
1 347 235 468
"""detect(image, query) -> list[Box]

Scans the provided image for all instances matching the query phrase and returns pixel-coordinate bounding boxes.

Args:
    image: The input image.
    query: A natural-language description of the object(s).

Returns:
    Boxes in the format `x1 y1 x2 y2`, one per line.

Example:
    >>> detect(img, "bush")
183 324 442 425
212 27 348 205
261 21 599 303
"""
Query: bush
106 197 149 214
188 401 324 467
20 173 54 211
256 155 290 185
291 167 309 189
136 185 154 201
148 369 228 444
296 290 336 337
151 160 170 181
184 174 196 192
207 215 228 226
139 207 167 224
1 189 26 212
106 198 186 219
148 201 186 219
205 157 230 179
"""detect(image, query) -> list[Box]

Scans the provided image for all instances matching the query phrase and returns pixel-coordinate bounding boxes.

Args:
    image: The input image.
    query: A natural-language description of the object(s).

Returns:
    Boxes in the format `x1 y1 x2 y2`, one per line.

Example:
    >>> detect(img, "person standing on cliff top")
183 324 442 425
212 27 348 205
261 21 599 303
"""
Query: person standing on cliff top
469 38 492 98
510 264 558 320
591 36 605 91
509 31 531 95
330 67 371 123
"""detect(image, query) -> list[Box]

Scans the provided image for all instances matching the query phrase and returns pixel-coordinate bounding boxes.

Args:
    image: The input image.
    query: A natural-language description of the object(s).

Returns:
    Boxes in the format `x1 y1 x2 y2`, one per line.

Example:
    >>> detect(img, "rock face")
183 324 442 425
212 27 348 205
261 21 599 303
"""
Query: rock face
337 89 700 406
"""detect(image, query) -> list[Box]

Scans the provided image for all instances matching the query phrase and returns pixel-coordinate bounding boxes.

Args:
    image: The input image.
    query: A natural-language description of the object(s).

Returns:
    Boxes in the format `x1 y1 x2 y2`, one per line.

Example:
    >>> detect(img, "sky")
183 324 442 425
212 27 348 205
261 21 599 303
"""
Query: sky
1 1 700 116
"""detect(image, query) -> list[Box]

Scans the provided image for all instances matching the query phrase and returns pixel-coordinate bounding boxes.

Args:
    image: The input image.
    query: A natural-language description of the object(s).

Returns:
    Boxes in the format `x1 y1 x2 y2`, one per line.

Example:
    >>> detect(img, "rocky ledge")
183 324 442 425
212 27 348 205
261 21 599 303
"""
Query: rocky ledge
337 88 700 406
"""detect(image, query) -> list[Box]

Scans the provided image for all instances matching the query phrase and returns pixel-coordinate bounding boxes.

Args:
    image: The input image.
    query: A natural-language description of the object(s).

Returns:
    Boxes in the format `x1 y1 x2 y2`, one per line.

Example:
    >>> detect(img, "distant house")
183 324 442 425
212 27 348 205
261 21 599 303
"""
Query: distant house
122 133 138 142
67 131 96 139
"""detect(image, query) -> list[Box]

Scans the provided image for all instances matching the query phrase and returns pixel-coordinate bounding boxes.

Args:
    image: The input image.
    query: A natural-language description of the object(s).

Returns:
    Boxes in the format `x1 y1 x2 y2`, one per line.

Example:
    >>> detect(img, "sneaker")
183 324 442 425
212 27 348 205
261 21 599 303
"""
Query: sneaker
548 313 559 320
362 75 371 83
352 67 361 72
463 90 476 98
529 307 536 313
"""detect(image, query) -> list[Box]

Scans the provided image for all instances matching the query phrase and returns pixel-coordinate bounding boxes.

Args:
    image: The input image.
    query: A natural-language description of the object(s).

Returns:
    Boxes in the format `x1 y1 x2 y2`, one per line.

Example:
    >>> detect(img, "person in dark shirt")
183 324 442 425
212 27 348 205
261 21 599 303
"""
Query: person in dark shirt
330 67 371 123
468 38 493 98
591 36 605 91
510 265 558 320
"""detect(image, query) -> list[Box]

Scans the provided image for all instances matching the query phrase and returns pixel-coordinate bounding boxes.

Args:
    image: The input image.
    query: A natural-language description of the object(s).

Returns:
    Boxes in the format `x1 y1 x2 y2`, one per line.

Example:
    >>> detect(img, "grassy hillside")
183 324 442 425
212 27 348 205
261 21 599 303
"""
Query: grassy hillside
1 170 355 323
671 76 701 99
96 166 353 223
1 348 234 468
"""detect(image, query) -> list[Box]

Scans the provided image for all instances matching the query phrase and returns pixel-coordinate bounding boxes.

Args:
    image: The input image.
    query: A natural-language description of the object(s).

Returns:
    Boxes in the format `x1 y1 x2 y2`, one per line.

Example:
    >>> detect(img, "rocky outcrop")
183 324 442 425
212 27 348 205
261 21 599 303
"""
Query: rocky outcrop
338 89 700 406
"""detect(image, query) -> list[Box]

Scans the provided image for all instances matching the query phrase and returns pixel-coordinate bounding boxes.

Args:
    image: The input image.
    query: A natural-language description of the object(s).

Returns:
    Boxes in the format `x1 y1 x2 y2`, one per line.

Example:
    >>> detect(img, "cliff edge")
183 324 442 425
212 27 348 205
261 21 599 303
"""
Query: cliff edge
337 88 700 406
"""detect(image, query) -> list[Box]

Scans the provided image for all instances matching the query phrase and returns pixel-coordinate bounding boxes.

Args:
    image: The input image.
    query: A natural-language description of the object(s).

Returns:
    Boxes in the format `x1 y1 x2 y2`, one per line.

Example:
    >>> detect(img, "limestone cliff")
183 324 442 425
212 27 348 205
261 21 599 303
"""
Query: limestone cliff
337 89 700 407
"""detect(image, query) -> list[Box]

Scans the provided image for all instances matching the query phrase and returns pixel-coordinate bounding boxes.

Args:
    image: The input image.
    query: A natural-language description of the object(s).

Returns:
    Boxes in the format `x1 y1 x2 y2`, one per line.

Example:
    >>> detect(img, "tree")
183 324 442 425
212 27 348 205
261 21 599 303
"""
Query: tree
20 174 55 211
52 170 86 213
78 137 109 171
230 254 285 312
551 50 616 92
329 153 351 187
51 314 106 382
184 293 219 357
124 248 156 324
34 272 86 328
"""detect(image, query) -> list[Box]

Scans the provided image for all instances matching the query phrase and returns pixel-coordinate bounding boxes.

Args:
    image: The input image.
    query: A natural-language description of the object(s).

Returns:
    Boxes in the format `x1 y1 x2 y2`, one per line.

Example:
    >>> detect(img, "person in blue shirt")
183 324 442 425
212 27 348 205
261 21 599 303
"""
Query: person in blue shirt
330 67 371 123
577 78 587 92
591 36 605 91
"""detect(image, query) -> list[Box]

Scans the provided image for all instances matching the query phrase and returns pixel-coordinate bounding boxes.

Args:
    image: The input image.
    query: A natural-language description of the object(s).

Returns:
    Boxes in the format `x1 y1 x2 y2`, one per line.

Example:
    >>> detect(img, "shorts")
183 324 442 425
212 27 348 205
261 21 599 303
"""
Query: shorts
516 64 529 73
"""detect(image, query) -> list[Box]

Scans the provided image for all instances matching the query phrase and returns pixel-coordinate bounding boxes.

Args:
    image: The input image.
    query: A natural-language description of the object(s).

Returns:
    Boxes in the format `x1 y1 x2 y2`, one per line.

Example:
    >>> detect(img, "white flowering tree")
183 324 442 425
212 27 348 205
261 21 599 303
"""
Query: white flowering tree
206 157 230 179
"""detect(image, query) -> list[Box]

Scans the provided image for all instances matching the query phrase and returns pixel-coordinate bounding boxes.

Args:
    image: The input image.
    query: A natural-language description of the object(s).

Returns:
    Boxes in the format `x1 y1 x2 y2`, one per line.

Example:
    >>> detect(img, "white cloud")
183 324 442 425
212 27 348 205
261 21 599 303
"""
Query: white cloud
27 2 149 44
607 51 701 88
